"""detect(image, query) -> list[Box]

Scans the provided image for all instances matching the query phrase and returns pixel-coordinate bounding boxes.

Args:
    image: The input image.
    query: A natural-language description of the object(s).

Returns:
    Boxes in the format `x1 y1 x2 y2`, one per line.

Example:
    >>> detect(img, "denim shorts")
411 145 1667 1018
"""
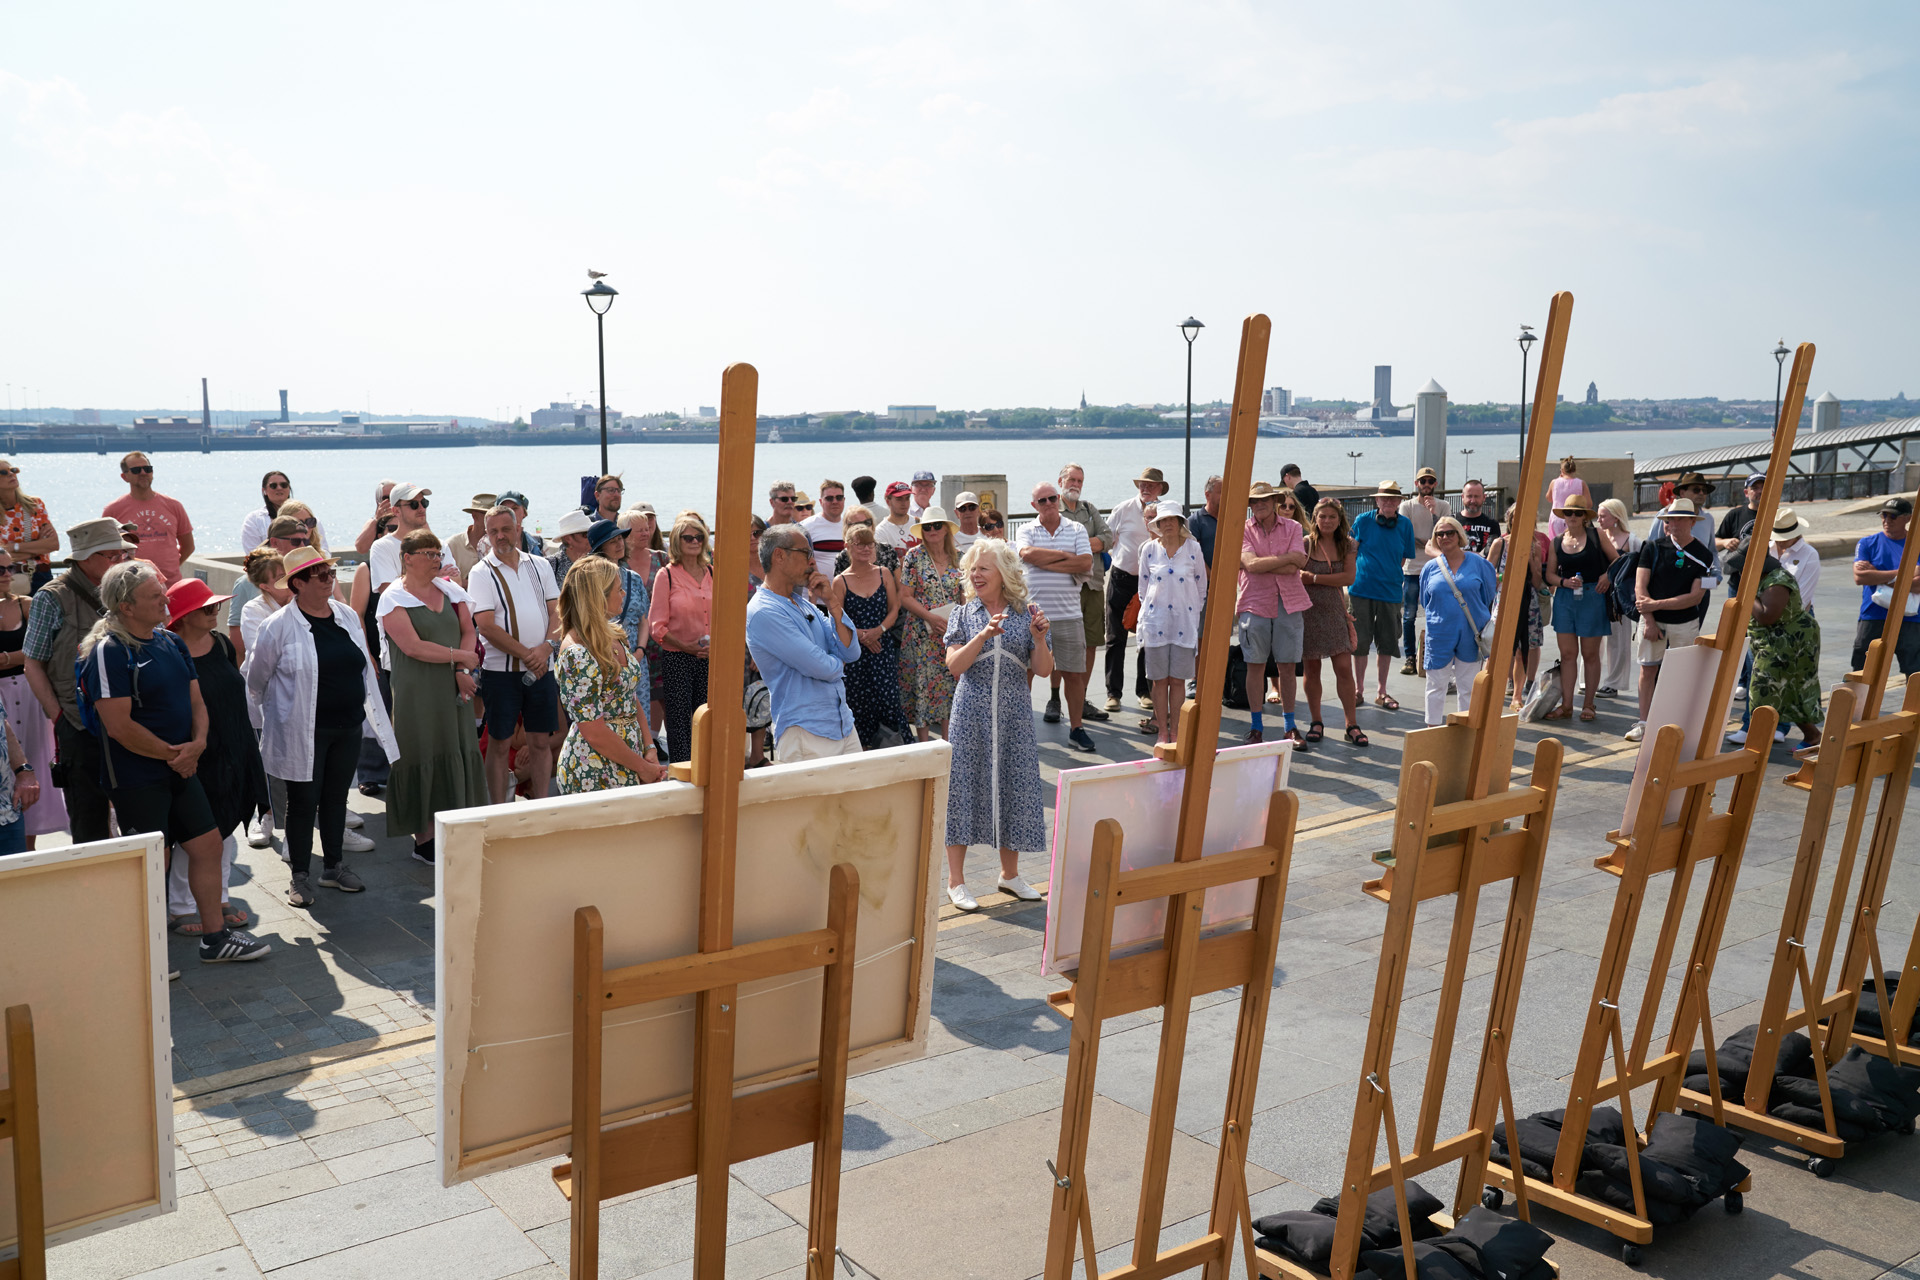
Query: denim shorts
1551 586 1611 639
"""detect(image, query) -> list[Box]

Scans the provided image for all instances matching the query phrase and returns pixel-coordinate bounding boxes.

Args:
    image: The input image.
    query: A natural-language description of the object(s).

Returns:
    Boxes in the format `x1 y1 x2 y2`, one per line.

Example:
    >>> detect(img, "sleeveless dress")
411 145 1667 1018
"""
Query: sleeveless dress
382 585 487 834
899 547 962 727
189 631 270 837
1547 476 1586 537
840 573 906 748
0 610 65 837
1301 547 1354 660
942 600 1045 851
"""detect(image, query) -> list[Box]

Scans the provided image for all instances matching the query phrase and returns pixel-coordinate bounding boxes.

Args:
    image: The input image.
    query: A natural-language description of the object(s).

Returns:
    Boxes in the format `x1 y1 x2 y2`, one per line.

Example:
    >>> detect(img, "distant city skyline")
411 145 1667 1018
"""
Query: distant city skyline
3 5 1915 415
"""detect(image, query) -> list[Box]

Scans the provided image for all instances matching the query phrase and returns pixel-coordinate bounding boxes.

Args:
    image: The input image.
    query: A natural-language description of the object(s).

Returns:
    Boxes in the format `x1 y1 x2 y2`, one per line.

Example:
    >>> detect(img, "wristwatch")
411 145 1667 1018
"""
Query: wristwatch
13 763 31 775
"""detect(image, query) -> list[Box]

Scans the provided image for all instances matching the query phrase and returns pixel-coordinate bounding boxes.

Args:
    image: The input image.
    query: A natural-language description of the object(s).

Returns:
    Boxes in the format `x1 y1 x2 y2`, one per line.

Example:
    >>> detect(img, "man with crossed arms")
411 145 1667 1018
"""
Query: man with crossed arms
468 505 563 802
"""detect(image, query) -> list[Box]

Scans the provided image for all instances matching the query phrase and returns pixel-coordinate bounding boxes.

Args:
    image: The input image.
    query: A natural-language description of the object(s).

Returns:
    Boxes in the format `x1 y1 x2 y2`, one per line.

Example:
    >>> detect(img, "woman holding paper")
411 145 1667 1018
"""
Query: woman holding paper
898 507 963 739
942 538 1052 912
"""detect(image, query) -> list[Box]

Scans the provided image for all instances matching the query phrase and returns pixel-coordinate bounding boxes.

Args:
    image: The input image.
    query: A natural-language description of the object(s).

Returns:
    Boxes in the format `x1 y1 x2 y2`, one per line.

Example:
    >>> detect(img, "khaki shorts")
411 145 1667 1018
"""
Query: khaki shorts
1080 584 1106 650
1350 596 1402 659
777 725 862 762
1235 610 1303 665
1049 616 1087 673
1637 616 1701 666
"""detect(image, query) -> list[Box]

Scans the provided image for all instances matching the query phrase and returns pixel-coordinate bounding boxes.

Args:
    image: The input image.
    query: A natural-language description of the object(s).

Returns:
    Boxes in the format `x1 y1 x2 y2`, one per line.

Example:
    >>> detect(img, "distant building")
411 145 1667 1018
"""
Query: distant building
74 408 100 425
1079 391 1088 411
889 404 937 426
1371 367 1392 420
1585 381 1598 405
1263 387 1292 415
698 406 717 418
278 390 289 422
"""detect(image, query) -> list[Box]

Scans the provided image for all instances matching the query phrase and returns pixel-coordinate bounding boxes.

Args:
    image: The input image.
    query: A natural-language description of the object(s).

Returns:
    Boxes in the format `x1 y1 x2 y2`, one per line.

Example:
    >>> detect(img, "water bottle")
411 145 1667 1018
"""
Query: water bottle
1571 574 1583 599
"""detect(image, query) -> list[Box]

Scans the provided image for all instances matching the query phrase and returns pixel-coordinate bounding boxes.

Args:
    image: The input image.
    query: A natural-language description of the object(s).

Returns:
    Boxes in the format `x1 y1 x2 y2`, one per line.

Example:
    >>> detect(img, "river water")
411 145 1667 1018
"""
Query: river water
12 427 1758 557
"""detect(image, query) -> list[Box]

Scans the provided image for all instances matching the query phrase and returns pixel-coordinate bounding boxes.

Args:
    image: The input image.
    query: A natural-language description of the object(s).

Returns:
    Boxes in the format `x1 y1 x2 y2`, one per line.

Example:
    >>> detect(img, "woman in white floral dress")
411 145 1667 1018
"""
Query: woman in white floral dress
1134 503 1207 745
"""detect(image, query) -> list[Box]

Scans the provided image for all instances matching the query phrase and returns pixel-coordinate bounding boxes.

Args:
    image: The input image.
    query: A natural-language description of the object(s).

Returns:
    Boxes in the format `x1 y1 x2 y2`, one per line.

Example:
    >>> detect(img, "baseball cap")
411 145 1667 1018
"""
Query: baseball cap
497 490 530 509
390 482 431 503
912 470 935 483
1881 497 1913 517
954 491 980 508
885 481 912 498
1745 473 1766 489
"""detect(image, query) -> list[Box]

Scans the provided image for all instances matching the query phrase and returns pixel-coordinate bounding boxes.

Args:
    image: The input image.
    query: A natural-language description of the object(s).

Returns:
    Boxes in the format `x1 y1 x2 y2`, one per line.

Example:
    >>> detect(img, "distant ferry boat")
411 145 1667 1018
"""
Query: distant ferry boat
1259 415 1383 439
767 425 784 443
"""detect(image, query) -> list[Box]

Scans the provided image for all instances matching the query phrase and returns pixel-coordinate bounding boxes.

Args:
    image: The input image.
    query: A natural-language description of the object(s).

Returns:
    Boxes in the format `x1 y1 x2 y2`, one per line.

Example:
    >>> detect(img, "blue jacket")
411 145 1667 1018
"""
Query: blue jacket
1419 552 1497 667
745 585 861 743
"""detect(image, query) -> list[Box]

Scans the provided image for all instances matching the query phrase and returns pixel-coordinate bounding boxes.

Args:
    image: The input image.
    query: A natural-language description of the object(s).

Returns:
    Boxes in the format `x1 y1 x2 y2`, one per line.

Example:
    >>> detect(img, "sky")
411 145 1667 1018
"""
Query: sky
2 3 1916 420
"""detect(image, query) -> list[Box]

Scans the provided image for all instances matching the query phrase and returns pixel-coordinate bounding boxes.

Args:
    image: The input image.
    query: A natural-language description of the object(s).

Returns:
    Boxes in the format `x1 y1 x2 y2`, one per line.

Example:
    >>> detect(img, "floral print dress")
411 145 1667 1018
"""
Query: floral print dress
555 641 649 794
1748 564 1822 728
900 547 963 727
943 600 1046 851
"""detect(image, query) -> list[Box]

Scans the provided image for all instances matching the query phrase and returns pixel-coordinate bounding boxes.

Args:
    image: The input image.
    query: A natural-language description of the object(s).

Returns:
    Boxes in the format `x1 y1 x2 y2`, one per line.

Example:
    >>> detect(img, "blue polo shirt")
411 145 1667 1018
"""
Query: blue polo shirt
87 628 198 789
1857 532 1909 621
1351 511 1416 603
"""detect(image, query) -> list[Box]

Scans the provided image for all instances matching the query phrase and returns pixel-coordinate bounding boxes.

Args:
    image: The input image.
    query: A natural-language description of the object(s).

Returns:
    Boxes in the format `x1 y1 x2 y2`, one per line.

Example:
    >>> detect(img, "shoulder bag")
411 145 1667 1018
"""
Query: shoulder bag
1433 556 1493 662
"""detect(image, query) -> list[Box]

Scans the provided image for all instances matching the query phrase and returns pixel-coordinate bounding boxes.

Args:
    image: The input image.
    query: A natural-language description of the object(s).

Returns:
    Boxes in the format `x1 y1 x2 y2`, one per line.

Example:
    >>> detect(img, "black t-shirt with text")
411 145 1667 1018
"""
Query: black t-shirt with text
1458 512 1501 556
1640 538 1712 624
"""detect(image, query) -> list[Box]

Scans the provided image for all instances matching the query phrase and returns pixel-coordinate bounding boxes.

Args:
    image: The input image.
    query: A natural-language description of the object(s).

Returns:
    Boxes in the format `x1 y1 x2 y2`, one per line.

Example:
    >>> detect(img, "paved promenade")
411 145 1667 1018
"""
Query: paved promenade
45 562 1920 1280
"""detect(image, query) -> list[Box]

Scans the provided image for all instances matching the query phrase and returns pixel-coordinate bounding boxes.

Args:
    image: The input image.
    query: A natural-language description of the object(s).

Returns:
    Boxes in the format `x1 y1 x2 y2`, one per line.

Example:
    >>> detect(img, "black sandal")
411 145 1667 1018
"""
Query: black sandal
1305 721 1325 744
1344 724 1369 747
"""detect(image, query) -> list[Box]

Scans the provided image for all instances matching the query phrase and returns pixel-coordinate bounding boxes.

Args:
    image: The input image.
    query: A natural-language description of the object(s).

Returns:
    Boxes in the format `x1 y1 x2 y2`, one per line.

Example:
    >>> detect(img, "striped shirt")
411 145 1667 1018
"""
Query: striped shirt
1016 517 1091 621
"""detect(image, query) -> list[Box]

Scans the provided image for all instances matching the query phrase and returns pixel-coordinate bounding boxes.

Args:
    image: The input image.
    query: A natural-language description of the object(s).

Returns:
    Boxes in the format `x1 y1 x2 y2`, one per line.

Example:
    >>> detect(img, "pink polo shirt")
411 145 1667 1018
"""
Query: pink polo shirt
1236 515 1310 618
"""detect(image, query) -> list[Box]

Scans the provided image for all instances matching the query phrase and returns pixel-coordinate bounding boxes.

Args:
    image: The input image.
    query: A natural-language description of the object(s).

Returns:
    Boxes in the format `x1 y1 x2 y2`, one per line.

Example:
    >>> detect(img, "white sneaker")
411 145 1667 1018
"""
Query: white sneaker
247 813 273 848
340 829 375 853
946 884 979 912
1773 728 1787 743
1624 721 1645 742
343 810 365 830
1727 729 1749 745
1735 685 1748 701
997 874 1043 901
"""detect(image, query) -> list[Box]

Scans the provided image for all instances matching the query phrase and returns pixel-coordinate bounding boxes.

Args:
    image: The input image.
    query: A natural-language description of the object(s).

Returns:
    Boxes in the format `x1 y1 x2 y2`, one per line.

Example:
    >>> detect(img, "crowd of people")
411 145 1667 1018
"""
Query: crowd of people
0 449 1907 948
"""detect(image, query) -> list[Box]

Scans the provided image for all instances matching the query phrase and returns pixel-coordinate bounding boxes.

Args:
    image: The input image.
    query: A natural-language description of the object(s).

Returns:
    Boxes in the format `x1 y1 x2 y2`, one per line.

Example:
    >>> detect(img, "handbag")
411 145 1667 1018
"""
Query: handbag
743 679 771 731
1122 590 1141 631
1433 556 1493 662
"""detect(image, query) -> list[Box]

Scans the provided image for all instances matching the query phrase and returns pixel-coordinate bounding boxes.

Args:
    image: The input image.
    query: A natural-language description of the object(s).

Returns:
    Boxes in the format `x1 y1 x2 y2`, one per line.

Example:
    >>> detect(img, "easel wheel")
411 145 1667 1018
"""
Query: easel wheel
1807 1156 1839 1179
1480 1186 1503 1211
1621 1243 1645 1267
1724 1190 1744 1214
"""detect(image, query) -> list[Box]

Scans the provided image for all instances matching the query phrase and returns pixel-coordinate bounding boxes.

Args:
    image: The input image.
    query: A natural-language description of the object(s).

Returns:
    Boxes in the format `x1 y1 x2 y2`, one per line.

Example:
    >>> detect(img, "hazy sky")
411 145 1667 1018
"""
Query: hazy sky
3 3 1914 419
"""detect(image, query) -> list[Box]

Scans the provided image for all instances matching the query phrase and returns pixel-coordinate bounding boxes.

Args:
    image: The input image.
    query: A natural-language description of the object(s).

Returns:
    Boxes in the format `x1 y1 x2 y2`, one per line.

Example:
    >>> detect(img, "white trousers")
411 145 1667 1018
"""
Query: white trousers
776 725 862 763
168 833 237 917
1602 617 1635 693
1424 657 1481 726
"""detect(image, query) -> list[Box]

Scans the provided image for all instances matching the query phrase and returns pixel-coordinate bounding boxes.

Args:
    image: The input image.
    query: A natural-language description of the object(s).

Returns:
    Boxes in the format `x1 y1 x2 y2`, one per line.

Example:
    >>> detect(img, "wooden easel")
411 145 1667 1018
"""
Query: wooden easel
1043 315 1303 1280
552 366 862 1280
1675 507 1920 1158
1 1005 46 1280
1253 290 1575 1280
1490 344 1816 1264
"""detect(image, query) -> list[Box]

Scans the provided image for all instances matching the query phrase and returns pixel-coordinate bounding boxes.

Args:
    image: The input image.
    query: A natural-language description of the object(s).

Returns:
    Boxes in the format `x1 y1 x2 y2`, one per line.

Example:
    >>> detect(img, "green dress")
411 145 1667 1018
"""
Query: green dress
385 590 487 834
1748 565 1822 729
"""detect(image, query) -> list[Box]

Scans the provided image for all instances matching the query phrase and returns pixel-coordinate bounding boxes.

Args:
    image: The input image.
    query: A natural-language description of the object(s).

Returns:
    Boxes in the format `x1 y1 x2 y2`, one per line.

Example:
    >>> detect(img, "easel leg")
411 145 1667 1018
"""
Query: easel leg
806 866 861 1280
570 911 604 1280
5 1006 45 1280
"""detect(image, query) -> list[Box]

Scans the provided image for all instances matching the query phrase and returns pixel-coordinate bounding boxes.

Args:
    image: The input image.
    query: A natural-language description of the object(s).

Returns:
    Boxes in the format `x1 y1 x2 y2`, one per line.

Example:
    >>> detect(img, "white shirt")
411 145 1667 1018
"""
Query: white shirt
1107 497 1152 580
240 509 329 556
1016 517 1092 620
243 599 398 781
875 518 912 551
1137 537 1208 651
240 593 284 653
800 513 846 579
368 530 459 589
466 550 560 672
1777 539 1820 614
1404 496 1453 572
952 528 980 555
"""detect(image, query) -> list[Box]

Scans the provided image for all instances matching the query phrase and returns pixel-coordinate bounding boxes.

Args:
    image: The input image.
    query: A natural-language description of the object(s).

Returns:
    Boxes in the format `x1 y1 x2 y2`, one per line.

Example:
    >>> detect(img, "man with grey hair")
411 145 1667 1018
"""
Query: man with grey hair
85 560 270 962
746 525 862 762
1051 463 1110 725
767 480 800 527
1018 479 1095 750
469 505 563 802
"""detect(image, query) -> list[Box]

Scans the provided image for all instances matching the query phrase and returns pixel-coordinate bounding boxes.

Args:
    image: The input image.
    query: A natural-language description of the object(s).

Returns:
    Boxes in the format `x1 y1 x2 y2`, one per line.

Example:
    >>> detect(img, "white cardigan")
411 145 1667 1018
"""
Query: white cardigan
244 599 399 781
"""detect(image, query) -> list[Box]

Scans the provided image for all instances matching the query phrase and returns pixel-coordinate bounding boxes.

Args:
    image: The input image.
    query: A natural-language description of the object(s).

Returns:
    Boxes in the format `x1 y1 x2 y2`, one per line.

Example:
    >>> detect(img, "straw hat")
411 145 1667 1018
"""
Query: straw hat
280 546 337 579
1656 497 1702 520
463 492 498 515
908 506 953 539
551 510 592 538
1551 493 1595 518
1771 507 1811 539
1247 481 1283 500
1371 480 1405 500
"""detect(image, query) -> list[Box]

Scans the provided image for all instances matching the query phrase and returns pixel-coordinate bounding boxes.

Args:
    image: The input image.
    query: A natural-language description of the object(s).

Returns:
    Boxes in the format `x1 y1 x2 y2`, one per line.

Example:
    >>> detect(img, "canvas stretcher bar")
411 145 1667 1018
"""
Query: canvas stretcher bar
1493 344 1815 1253
551 365 864 1280
1044 315 1302 1280
1257 290 1575 1280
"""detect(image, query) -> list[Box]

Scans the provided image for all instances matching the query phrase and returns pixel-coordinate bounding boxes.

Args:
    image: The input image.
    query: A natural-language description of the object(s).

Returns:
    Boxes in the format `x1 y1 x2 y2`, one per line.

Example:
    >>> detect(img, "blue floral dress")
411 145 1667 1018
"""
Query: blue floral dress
942 599 1046 851
614 564 652 694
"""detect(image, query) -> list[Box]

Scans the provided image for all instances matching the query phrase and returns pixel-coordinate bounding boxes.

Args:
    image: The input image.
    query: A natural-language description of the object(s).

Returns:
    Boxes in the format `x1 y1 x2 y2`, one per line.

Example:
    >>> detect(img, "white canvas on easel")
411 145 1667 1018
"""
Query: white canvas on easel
1041 739 1291 975
0 835 174 1255
1620 641 1740 828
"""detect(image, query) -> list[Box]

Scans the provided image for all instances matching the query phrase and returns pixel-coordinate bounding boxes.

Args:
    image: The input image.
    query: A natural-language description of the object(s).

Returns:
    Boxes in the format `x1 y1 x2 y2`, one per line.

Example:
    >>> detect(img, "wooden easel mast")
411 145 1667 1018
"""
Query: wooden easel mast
1 1005 46 1280
1044 316 1302 1280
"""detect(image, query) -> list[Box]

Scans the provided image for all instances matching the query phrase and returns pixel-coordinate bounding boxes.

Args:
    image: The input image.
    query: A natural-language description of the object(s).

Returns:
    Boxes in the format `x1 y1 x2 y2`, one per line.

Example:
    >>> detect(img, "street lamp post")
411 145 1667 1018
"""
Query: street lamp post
1516 324 1538 464
1772 339 1791 428
582 279 620 476
1347 450 1363 485
1179 318 1204 509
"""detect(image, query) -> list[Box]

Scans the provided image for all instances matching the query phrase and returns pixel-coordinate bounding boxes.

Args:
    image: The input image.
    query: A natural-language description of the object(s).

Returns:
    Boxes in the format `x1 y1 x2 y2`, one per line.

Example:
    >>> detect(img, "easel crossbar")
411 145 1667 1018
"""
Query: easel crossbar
1046 929 1264 1022
1094 1233 1227 1280
600 929 840 1008
1110 845 1279 904
553 1078 822 1201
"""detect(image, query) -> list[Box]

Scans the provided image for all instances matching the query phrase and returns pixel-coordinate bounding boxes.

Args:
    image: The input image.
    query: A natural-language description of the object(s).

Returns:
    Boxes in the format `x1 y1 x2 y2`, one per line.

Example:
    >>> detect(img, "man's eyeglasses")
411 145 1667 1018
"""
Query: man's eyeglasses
400 499 428 510
773 495 795 505
822 493 845 503
301 567 338 583
1034 495 1060 505
957 503 979 512
128 466 154 475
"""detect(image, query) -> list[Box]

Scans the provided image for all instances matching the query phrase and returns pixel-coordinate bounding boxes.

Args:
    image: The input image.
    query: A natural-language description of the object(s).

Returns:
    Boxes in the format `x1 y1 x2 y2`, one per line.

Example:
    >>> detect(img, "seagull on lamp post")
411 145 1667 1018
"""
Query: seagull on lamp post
587 269 607 280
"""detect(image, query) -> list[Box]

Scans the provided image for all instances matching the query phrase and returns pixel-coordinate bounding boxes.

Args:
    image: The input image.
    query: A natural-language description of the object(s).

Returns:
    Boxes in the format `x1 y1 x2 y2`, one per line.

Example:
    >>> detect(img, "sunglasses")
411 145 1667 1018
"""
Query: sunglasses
796 504 815 513
1432 530 1459 539
128 466 154 475
0 469 18 478
773 495 795 504
299 567 338 583
266 481 291 490
681 532 707 543
822 493 845 502
982 521 1006 531
1034 495 1060 505
957 504 978 512
0 566 14 577
400 499 429 509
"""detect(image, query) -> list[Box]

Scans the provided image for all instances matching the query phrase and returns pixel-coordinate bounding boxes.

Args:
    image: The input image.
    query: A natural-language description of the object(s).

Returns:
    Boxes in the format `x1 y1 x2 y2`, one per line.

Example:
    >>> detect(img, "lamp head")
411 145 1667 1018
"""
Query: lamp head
1179 316 1204 344
583 280 619 315
1773 339 1790 364
1518 325 1537 353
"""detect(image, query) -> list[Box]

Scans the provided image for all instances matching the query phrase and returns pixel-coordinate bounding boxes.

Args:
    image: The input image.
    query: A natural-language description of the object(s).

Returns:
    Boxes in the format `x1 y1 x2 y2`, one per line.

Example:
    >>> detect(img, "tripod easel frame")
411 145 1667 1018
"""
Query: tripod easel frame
1043 315 1303 1280
1493 344 1817 1255
1254 289 1575 1280
1 1006 45 1280
551 366 861 1280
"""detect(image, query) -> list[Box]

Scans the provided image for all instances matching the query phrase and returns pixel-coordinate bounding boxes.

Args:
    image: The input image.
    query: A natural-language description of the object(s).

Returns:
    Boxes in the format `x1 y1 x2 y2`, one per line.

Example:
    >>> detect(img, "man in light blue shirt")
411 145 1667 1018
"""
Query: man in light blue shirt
746 525 863 762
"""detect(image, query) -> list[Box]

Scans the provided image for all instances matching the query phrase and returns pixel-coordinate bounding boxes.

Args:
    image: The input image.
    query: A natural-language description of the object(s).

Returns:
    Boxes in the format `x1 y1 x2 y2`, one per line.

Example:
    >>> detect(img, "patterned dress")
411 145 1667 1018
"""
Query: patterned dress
943 600 1045 852
899 547 962 727
840 571 907 748
1748 565 1822 728
555 642 649 793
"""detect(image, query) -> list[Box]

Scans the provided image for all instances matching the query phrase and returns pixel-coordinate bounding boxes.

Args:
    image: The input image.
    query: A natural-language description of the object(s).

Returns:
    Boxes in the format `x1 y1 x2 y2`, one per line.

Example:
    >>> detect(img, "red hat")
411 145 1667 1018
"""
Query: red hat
885 480 912 498
166 577 234 628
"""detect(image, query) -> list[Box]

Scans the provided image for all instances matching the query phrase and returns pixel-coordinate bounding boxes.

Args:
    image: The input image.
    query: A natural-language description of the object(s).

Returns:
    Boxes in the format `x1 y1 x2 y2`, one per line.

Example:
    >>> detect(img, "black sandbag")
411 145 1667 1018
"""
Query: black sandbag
1574 1112 1747 1224
1853 973 1919 1044
1769 1074 1879 1142
1311 1181 1446 1249
1356 1240 1479 1279
1253 1211 1339 1272
1442 1205 1556 1278
1684 1023 1815 1097
1492 1106 1626 1183
1830 1048 1920 1126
